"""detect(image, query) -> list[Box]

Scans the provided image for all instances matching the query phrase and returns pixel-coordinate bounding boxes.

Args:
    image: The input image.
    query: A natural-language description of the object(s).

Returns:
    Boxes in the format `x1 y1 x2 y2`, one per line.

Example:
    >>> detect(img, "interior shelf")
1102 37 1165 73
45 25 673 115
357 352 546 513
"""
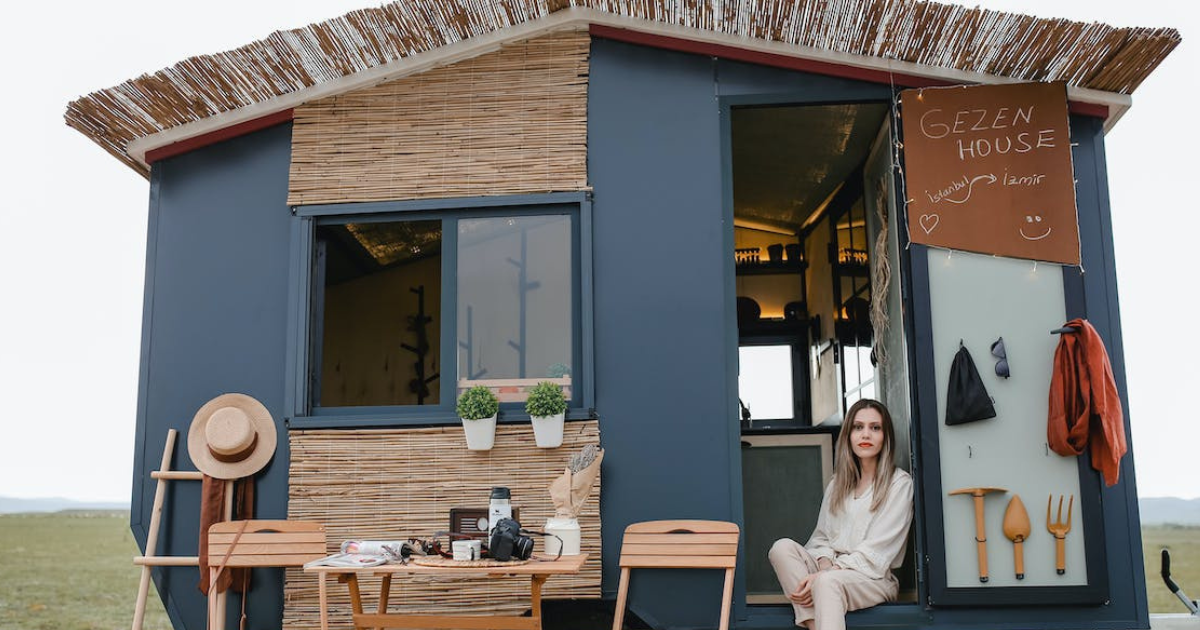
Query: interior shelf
739 318 809 337
735 261 807 275
834 318 873 345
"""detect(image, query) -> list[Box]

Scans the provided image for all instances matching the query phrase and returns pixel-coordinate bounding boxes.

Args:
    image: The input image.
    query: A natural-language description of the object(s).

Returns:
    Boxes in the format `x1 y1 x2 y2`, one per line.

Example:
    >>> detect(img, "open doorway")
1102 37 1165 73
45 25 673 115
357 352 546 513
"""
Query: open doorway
730 101 916 604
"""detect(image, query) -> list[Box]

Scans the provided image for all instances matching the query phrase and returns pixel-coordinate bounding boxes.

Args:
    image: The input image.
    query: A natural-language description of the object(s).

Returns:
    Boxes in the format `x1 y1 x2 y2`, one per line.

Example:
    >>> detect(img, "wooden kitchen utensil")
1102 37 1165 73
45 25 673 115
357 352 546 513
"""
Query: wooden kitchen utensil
1002 495 1031 579
949 487 1007 582
1046 494 1073 575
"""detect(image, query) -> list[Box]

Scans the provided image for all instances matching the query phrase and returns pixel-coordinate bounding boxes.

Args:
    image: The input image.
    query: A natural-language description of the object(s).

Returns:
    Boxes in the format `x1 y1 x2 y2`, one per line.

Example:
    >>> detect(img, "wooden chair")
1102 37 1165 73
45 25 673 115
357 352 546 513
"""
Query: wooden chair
206 520 327 630
612 520 740 630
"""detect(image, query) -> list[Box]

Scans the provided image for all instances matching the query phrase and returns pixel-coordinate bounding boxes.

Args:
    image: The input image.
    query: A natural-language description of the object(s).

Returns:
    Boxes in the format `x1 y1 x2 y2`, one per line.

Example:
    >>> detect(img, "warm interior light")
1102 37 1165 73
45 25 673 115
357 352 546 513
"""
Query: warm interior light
801 182 845 232
733 217 797 236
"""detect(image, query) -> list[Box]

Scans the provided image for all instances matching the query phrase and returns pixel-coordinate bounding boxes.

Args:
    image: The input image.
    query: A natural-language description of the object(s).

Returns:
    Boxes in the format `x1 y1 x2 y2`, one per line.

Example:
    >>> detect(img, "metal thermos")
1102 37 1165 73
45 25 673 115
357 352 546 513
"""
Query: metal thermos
488 487 512 537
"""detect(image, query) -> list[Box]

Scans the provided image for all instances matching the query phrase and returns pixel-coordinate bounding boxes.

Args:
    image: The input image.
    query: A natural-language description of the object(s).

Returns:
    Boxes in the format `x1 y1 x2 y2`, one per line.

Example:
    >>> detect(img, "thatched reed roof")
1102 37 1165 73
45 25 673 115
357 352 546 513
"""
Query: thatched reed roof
65 0 1180 178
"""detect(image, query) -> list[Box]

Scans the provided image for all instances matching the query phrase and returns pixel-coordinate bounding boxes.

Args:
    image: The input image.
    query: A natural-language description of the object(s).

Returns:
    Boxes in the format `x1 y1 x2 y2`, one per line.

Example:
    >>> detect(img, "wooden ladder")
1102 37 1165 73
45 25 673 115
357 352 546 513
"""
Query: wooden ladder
132 428 234 630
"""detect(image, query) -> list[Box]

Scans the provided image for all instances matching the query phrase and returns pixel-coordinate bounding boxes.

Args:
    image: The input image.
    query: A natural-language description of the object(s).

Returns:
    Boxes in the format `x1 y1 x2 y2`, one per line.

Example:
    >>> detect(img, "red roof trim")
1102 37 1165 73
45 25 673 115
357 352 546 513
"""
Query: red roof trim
1067 101 1109 119
589 23 952 89
589 24 1107 119
145 109 295 164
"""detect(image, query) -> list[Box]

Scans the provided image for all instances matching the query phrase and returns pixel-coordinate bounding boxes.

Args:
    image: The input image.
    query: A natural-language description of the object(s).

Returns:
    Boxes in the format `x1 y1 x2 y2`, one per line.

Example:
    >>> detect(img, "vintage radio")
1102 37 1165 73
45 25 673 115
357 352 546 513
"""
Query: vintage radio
450 507 520 539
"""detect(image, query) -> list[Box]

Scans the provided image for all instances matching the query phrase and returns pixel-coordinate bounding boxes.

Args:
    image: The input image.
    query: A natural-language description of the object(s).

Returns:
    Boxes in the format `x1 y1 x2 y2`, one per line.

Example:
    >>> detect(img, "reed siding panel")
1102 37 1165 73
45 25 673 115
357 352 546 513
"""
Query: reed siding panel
287 32 589 205
283 421 601 630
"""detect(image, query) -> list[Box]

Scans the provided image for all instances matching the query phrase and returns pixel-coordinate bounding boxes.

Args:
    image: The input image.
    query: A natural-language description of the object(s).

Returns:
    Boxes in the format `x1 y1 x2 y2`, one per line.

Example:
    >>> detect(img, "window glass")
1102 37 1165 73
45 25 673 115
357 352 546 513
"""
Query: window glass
738 345 794 421
315 219 442 407
457 215 573 388
842 345 875 408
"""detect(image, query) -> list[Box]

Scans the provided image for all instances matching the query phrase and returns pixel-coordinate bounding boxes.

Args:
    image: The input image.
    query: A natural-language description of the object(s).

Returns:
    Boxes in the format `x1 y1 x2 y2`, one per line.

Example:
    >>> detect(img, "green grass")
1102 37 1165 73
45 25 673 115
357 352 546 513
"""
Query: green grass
1143 524 1200 614
0 513 1195 627
0 511 172 630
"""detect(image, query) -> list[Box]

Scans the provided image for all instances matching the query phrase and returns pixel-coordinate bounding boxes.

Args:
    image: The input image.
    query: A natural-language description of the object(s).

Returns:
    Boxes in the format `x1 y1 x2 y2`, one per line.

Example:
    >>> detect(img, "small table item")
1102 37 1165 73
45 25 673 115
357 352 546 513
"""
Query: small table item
306 553 588 630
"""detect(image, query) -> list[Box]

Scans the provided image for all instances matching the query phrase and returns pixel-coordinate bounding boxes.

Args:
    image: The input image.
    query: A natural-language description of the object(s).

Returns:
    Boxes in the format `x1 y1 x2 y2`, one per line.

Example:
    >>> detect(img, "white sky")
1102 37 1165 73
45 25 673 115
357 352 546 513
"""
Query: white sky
0 1 1194 502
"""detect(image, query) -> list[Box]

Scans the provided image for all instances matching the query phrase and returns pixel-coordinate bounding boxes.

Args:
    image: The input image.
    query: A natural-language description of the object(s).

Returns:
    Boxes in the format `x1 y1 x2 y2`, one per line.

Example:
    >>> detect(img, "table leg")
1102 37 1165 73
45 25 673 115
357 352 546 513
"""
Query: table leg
530 575 547 630
317 574 329 630
375 574 393 630
346 574 365 615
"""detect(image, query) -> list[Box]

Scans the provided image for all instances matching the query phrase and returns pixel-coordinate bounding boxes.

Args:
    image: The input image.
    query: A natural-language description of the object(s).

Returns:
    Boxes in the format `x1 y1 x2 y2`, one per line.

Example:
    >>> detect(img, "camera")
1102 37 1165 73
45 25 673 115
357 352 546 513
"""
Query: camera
489 517 535 561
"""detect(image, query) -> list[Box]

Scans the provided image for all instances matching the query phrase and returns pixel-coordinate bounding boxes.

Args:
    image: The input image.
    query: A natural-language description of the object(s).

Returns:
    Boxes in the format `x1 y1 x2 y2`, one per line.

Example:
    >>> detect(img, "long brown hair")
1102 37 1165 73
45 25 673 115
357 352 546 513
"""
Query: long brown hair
829 398 897 515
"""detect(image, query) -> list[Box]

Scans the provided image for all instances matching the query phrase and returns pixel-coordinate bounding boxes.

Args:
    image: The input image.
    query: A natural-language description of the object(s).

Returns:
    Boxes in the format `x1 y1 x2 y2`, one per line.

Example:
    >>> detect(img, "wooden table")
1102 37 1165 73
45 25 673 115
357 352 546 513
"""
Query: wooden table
306 554 588 630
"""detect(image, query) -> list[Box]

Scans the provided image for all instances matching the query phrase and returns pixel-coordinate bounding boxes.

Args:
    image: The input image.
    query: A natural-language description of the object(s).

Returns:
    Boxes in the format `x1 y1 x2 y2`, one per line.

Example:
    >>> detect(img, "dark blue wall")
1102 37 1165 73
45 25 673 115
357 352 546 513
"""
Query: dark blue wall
133 123 295 630
587 38 890 629
1073 114 1149 629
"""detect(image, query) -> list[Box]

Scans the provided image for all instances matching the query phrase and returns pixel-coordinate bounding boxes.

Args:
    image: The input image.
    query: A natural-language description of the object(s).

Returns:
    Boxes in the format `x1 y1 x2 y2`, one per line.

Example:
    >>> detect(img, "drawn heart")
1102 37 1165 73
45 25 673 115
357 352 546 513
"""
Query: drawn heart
919 214 940 234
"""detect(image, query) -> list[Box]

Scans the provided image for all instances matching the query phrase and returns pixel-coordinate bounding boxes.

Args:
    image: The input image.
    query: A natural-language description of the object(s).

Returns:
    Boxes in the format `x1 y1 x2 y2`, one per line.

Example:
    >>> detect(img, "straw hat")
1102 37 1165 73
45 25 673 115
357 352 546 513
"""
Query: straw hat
187 393 277 480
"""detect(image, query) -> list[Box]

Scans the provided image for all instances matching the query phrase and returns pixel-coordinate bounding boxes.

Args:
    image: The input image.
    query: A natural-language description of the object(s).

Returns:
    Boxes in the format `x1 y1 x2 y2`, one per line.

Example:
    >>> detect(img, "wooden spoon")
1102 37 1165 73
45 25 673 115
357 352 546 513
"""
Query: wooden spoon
1002 495 1031 579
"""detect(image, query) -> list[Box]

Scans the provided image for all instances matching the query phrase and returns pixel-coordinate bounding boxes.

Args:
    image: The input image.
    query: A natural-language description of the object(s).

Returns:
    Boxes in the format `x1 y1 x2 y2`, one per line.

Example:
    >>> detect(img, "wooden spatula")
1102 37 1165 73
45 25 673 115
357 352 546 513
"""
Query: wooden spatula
1002 495 1031 579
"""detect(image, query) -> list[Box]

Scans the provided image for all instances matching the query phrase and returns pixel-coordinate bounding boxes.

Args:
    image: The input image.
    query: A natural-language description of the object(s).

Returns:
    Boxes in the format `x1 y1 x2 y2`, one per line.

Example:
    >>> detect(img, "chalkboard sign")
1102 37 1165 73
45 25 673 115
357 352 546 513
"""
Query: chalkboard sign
900 82 1080 265
741 434 832 603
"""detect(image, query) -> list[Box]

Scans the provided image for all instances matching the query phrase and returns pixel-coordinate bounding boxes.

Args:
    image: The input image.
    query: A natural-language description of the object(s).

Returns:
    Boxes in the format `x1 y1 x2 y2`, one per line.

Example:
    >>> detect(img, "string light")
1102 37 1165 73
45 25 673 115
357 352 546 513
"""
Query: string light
887 55 913 254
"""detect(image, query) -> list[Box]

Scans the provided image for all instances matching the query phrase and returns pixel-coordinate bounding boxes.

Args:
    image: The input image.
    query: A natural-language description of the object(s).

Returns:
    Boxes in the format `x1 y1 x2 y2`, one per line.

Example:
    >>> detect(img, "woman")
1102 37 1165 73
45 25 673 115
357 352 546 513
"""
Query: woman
768 398 913 630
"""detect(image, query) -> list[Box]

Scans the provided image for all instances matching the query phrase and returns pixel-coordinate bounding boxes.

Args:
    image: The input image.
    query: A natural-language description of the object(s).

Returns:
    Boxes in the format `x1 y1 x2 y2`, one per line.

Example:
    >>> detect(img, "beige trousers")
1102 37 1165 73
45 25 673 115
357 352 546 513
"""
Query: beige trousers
767 539 898 630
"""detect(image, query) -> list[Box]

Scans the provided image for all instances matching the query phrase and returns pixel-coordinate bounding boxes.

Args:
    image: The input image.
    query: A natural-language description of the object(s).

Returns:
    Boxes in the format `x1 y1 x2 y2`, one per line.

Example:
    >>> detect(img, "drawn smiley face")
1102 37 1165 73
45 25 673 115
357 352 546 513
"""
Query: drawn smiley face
1020 214 1053 241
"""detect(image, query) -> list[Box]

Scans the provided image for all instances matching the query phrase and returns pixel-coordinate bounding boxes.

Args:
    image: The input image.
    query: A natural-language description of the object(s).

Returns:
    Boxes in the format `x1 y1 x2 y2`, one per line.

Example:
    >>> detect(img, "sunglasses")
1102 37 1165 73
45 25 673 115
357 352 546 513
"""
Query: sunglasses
991 337 1010 379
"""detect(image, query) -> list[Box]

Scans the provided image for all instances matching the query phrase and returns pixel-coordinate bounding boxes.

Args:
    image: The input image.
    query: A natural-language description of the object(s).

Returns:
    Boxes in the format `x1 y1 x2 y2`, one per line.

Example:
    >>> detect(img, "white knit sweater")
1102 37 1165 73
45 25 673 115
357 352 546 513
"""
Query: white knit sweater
804 469 914 580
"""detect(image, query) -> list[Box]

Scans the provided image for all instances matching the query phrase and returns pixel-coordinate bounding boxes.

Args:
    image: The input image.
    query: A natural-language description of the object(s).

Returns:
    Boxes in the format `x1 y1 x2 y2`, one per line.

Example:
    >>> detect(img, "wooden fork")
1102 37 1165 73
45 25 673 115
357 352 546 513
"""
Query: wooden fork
1046 494 1073 575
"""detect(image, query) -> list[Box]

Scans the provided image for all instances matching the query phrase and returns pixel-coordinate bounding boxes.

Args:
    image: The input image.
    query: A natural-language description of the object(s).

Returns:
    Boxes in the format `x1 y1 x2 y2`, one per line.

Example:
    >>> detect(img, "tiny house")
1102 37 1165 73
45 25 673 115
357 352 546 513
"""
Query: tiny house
66 1 1179 629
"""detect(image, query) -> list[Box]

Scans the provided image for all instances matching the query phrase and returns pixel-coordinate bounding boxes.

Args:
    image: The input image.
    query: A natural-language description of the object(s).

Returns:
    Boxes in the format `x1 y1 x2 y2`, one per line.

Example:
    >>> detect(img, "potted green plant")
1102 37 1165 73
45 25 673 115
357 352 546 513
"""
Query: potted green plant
457 386 500 450
525 381 568 448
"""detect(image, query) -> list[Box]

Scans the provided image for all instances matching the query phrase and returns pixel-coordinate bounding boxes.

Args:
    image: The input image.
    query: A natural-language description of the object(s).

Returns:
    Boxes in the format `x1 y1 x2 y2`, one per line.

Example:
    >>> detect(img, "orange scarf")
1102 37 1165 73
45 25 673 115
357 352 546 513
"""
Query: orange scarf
1047 318 1127 486
198 475 254 595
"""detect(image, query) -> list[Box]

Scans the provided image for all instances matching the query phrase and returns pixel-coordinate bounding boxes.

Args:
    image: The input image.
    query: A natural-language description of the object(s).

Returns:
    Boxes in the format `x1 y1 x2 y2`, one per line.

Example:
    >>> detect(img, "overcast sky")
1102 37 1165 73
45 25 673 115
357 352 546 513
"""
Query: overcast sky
0 0 1193 503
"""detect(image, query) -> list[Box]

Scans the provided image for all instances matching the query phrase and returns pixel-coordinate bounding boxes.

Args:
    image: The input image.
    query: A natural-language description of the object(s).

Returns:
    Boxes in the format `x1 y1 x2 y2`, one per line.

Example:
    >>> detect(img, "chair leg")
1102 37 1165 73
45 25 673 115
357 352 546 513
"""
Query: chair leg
207 573 219 630
718 568 735 630
611 568 631 630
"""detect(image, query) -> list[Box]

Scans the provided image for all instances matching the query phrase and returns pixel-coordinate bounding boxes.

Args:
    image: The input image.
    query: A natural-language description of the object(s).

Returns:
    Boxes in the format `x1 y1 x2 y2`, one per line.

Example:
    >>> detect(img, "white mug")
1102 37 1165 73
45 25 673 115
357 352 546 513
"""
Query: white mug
452 539 482 561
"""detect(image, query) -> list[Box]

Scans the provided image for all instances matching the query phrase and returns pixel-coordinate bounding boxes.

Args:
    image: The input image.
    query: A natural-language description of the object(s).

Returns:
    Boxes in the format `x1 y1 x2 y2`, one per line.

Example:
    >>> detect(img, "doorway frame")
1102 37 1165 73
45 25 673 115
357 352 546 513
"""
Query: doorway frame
719 91 929 628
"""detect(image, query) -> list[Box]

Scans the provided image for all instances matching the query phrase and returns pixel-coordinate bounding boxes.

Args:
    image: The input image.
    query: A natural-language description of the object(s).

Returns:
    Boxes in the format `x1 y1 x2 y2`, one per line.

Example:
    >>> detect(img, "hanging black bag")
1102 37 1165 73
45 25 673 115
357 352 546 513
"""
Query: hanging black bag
946 341 996 425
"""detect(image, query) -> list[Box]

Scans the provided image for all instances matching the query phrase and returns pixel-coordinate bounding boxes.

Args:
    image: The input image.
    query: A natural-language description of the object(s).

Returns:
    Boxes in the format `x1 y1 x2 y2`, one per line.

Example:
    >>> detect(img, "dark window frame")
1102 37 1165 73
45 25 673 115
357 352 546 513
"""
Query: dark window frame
284 192 594 429
737 334 812 428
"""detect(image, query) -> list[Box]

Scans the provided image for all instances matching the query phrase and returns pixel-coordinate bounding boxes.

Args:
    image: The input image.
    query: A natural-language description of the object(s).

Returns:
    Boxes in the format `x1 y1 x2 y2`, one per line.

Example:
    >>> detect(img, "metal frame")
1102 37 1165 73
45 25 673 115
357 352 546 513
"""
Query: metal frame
718 90 926 626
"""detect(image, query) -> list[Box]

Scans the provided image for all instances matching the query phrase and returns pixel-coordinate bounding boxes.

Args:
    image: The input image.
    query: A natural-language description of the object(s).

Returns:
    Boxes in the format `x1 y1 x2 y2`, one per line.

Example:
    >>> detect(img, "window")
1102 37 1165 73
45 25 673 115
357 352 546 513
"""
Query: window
314 219 443 408
737 344 799 422
457 216 574 388
295 195 589 420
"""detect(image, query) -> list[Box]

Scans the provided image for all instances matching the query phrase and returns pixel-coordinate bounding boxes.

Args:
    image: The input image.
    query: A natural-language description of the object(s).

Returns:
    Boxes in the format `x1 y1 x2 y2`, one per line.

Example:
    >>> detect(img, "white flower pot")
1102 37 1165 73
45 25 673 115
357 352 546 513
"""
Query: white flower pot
544 517 581 555
530 413 565 448
462 414 497 450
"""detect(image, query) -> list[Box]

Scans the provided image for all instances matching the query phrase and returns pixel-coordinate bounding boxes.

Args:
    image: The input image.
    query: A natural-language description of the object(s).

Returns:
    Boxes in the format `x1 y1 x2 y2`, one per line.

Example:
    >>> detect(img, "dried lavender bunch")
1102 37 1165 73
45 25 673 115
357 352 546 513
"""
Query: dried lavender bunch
568 444 600 473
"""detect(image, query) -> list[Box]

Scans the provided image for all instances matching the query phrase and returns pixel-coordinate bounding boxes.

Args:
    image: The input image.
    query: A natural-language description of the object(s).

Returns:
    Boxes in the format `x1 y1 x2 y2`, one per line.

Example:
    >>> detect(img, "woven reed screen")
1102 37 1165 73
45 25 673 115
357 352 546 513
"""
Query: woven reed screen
284 421 601 630
287 31 589 206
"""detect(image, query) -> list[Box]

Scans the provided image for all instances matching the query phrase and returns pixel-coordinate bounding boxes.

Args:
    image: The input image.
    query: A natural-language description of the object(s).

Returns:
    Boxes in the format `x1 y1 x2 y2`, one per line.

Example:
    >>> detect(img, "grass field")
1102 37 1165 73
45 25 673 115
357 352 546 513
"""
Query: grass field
0 511 171 630
1143 525 1200 615
0 513 1196 629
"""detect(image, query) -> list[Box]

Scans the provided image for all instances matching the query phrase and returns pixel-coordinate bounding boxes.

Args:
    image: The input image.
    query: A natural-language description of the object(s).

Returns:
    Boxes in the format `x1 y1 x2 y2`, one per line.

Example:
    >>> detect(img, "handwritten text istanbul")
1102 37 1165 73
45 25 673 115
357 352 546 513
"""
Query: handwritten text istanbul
918 106 1055 160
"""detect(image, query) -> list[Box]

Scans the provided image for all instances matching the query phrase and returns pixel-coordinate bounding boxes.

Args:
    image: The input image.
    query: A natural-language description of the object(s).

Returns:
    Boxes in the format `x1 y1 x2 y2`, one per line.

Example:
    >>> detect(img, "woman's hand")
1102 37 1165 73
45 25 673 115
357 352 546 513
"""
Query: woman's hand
789 574 818 607
816 556 834 572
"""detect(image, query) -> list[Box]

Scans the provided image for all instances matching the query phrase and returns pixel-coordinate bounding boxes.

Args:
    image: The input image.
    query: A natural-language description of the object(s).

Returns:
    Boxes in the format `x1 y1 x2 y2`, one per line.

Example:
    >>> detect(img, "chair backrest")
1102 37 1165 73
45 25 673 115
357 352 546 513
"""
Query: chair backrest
207 520 327 569
618 520 739 569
